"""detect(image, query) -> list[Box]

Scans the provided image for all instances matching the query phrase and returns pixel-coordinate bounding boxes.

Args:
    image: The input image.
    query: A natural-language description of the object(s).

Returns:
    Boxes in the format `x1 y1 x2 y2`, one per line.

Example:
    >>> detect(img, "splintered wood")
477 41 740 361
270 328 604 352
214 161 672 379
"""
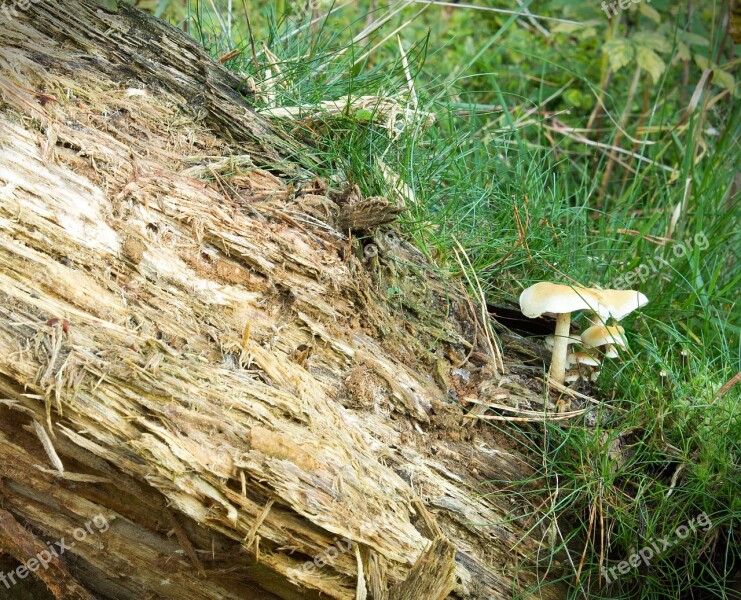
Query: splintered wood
0 1 565 598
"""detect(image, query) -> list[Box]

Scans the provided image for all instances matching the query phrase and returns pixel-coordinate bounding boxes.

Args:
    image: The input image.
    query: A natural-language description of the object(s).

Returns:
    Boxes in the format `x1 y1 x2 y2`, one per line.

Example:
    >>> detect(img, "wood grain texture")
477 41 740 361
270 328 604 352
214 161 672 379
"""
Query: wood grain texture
0 1 565 598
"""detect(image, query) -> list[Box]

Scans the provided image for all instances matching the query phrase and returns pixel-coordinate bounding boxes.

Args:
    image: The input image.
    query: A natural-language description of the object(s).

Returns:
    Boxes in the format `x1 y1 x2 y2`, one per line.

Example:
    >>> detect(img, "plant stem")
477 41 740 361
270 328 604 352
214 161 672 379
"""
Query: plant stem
549 313 571 384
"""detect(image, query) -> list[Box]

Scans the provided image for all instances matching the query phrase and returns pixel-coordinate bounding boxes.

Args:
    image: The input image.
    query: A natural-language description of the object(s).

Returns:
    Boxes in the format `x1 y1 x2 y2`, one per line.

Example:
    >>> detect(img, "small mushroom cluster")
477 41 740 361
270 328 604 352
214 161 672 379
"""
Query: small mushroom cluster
565 324 627 383
519 282 648 384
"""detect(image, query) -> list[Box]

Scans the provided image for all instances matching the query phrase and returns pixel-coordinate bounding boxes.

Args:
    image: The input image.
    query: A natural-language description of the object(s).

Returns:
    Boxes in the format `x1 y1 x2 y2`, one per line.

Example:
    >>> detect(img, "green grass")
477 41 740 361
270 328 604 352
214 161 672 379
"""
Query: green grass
147 1 740 597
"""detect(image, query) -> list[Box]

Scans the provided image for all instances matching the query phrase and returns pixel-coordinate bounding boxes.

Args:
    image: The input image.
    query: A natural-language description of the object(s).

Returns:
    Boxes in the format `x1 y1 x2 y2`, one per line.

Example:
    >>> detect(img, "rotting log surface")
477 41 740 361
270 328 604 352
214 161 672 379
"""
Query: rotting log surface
0 2 565 598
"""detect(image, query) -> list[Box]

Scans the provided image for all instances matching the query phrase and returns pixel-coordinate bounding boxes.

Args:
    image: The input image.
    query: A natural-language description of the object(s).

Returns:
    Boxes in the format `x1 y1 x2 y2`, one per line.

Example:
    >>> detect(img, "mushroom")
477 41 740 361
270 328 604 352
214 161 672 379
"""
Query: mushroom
544 334 581 349
581 325 628 358
568 351 601 368
604 346 620 359
582 290 648 330
519 282 604 384
520 283 648 384
590 289 649 321
564 351 601 385
564 371 581 384
563 368 601 384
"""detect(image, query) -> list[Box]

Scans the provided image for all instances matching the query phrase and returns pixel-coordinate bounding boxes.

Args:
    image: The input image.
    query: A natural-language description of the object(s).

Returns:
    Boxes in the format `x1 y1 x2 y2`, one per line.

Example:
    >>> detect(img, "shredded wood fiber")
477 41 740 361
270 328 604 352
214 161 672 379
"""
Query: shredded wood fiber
0 1 564 598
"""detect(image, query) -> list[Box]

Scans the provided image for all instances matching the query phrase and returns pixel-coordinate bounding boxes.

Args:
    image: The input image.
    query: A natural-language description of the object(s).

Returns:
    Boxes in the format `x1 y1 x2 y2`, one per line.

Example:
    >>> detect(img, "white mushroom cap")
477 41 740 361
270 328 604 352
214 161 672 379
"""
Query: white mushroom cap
569 351 601 367
545 333 581 349
520 283 648 321
604 345 620 359
591 289 649 321
519 282 603 318
564 370 581 384
581 325 627 349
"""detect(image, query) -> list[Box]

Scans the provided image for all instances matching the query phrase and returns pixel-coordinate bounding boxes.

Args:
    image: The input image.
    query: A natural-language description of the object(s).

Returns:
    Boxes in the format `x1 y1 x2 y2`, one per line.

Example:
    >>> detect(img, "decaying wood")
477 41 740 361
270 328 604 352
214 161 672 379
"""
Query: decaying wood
388 537 456 600
339 197 405 231
0 508 94 600
0 1 566 598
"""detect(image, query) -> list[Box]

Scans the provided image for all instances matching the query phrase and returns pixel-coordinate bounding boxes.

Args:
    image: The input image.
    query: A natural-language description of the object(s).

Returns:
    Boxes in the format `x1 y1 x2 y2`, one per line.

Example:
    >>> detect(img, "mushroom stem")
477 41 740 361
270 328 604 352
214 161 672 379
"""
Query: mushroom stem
549 312 571 384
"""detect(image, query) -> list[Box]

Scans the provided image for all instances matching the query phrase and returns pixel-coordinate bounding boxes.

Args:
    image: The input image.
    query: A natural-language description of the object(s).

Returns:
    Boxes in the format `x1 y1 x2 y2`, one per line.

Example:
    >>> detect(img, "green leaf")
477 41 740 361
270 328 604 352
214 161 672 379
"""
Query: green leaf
636 46 666 82
712 69 736 93
354 109 374 122
639 3 661 23
563 89 595 110
632 31 672 54
676 42 691 62
692 55 737 92
679 32 710 47
563 89 584 108
578 26 598 40
554 19 600 39
553 22 583 34
603 39 634 72
693 54 711 69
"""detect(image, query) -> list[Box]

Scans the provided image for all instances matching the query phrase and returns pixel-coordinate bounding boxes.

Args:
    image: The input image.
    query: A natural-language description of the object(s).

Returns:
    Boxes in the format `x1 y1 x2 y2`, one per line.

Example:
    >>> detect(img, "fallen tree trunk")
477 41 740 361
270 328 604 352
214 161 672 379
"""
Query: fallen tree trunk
0 2 565 598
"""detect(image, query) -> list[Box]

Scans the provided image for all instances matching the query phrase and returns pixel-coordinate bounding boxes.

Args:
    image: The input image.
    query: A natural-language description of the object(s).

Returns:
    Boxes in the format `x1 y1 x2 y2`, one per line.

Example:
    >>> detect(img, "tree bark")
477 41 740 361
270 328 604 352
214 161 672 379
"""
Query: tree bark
0 1 565 598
